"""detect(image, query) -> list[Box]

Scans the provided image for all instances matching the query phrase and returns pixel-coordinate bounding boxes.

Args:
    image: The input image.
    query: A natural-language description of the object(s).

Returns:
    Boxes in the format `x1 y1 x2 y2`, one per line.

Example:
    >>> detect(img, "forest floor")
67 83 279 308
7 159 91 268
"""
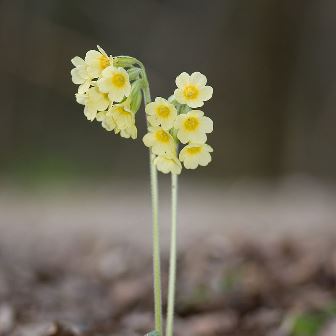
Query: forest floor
0 178 336 335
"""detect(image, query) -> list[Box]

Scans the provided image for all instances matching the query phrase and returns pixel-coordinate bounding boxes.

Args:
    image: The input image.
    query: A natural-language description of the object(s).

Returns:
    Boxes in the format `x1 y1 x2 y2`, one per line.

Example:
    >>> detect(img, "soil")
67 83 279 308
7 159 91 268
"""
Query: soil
1 236 336 336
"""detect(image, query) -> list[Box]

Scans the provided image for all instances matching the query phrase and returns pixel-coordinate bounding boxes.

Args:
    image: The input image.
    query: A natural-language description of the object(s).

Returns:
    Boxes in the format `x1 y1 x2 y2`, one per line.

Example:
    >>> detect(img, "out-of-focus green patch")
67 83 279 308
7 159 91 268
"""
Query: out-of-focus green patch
0 153 121 188
291 302 336 336
179 284 210 311
291 313 325 336
1 155 82 188
220 267 242 292
191 284 210 304
145 331 160 336
324 302 336 315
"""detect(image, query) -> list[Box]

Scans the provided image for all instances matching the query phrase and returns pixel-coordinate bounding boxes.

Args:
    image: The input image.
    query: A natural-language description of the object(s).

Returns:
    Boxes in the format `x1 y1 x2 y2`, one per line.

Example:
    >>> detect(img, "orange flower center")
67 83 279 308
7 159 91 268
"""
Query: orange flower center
186 146 202 155
111 73 126 88
183 85 199 99
156 105 170 118
115 107 131 116
184 116 199 131
155 130 170 143
99 55 110 69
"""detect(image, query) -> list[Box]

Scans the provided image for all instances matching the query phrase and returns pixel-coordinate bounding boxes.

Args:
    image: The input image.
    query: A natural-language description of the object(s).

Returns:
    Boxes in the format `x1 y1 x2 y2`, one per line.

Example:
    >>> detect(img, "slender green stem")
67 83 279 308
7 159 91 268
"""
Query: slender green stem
149 153 162 335
166 173 178 336
140 62 163 335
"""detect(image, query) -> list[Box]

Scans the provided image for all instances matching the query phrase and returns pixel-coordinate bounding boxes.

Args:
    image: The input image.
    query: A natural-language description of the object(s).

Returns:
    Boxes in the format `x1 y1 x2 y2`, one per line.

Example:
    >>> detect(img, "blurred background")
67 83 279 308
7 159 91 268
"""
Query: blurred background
1 0 336 248
1 1 336 335
1 0 336 182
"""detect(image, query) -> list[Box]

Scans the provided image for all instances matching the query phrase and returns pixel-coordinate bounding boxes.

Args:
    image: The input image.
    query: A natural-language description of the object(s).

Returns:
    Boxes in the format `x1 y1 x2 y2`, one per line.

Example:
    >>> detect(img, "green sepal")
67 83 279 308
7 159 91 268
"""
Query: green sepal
179 104 192 115
167 95 191 114
127 67 142 81
114 56 138 68
168 95 176 103
130 91 143 114
129 79 144 114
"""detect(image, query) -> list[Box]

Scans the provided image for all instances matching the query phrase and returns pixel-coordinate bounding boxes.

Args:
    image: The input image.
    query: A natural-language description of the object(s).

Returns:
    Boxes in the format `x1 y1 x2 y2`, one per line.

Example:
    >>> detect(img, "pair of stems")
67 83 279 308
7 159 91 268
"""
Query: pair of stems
139 61 177 336
149 160 178 336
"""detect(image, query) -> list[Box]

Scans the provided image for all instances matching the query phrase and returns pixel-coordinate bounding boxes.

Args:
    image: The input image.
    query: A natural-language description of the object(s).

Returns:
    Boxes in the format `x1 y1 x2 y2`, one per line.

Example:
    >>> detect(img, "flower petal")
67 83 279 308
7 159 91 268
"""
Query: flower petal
175 72 190 88
143 133 154 148
190 72 207 86
201 116 213 133
78 80 91 94
71 68 85 84
199 86 213 101
186 99 204 108
71 56 85 67
84 105 96 121
204 144 214 152
97 45 109 57
85 50 101 62
198 151 212 166
174 88 186 105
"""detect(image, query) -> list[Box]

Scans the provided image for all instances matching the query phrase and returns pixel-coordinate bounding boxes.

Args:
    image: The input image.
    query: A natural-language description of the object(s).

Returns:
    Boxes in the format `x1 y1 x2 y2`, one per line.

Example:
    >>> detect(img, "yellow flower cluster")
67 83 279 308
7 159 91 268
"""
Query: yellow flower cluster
143 72 214 174
71 46 140 139
71 49 214 173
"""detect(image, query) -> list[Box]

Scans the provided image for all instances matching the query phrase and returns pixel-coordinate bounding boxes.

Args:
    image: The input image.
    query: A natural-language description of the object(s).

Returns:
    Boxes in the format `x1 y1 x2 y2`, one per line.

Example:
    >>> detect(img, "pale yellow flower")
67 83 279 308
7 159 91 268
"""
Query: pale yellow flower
179 143 213 169
174 110 213 144
115 124 137 139
145 97 177 130
76 87 109 121
154 154 182 175
106 101 138 139
110 101 134 129
97 110 116 131
71 56 92 94
143 127 176 156
97 66 131 103
85 45 113 78
174 72 213 108
97 105 137 139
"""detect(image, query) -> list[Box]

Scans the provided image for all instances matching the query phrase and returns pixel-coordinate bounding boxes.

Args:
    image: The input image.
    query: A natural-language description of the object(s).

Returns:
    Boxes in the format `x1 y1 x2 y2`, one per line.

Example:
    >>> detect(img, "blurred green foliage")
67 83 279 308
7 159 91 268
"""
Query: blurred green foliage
291 303 336 336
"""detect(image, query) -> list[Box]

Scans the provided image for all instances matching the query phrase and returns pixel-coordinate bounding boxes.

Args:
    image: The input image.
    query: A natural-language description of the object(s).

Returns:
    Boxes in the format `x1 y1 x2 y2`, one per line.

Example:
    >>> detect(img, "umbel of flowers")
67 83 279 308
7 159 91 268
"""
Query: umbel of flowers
71 46 214 173
143 72 214 175
70 46 214 336
71 45 144 139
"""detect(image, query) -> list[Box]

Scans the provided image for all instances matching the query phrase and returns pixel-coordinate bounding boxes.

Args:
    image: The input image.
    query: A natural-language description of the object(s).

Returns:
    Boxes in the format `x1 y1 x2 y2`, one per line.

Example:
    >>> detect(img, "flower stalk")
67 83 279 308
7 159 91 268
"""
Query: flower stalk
140 64 163 335
166 173 178 336
150 157 162 335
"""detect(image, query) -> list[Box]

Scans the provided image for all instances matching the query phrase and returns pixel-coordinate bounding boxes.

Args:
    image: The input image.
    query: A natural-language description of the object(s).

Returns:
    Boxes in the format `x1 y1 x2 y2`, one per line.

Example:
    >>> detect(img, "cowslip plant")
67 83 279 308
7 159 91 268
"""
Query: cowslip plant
70 46 214 336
